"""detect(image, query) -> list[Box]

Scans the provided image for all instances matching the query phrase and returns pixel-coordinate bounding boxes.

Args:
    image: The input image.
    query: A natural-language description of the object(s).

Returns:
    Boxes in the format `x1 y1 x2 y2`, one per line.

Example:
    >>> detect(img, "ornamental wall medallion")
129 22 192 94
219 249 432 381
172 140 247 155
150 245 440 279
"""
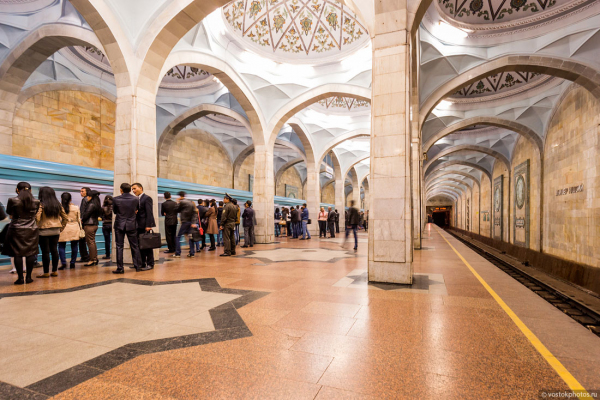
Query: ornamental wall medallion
493 175 504 240
513 160 530 247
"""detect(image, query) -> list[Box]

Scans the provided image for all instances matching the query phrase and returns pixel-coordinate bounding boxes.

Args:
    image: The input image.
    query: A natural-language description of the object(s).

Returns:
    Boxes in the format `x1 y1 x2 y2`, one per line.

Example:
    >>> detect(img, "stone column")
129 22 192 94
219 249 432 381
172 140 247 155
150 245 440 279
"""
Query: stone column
113 91 160 261
412 138 422 249
253 145 275 243
305 163 321 235
351 168 361 208
335 178 345 229
368 2 413 284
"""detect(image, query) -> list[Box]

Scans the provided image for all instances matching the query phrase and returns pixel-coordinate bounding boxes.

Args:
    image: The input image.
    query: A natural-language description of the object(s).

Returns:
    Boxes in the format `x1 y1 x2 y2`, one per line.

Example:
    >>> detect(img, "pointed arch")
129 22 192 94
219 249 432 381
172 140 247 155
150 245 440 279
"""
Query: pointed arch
420 56 600 127
423 117 544 155
427 177 473 191
426 169 480 189
426 160 492 183
424 145 510 175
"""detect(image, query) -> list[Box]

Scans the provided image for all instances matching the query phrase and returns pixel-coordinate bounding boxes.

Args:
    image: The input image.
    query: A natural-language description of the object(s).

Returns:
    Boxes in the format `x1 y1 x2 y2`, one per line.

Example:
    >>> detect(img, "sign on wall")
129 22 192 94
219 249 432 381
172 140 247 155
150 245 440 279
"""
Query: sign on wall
513 160 530 248
493 175 503 240
481 210 489 222
285 184 298 199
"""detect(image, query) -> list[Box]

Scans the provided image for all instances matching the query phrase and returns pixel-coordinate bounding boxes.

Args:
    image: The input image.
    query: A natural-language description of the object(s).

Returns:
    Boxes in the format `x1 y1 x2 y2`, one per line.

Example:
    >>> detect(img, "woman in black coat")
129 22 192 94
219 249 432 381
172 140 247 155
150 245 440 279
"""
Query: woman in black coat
2 182 40 284
81 190 102 266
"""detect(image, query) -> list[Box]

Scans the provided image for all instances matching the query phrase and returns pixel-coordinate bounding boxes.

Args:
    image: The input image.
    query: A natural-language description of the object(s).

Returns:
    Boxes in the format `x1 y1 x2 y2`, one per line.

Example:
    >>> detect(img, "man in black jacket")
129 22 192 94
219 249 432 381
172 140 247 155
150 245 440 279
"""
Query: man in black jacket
132 183 155 270
290 206 298 239
241 200 255 248
334 209 340 233
78 187 91 262
220 194 237 256
112 183 142 273
327 206 336 238
343 201 360 251
174 191 198 258
161 192 177 254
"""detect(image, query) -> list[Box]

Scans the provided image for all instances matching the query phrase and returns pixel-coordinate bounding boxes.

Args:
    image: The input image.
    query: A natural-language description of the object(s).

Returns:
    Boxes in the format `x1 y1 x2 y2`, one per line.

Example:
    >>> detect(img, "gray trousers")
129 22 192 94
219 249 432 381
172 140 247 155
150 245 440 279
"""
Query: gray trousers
244 225 254 246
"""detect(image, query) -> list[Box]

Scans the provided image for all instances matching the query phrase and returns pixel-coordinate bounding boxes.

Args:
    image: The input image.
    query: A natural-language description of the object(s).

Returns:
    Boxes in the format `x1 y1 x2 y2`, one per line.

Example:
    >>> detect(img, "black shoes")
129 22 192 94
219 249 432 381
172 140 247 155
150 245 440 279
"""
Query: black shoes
220 253 230 257
14 278 24 285
102 256 111 260
139 266 153 271
58 265 67 270
241 245 248 248
112 269 124 274
70 263 76 269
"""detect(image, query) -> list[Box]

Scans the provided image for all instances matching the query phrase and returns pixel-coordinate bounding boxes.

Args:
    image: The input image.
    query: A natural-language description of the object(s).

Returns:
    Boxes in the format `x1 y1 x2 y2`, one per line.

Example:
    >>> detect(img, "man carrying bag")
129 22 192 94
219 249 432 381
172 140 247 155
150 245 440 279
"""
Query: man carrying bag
112 183 142 273
132 183 157 270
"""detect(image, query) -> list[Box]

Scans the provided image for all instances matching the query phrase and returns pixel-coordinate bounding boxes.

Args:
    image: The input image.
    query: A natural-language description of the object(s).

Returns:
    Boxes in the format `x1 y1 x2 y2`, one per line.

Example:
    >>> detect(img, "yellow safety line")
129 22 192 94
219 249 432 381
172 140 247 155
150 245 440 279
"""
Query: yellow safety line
435 227 592 399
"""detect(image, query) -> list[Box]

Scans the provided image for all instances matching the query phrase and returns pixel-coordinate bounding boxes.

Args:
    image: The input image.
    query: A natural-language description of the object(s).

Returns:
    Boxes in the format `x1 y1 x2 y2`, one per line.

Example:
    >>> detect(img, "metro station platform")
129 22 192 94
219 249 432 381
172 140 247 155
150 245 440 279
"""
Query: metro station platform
0 225 598 399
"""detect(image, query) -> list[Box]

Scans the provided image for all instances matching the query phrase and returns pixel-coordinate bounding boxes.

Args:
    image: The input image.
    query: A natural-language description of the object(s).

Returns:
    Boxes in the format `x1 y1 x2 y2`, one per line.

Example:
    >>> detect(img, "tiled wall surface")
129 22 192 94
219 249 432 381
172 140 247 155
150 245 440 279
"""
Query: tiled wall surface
544 86 600 268
235 153 254 192
276 166 303 198
160 129 233 188
321 183 335 204
12 91 115 170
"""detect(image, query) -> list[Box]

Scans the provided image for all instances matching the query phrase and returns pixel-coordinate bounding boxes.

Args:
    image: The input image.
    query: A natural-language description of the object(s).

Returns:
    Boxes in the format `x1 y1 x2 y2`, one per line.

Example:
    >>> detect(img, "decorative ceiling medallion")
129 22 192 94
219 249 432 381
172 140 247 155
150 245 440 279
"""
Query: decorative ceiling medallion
222 0 369 60
162 65 211 84
317 96 370 110
452 71 544 98
438 0 560 24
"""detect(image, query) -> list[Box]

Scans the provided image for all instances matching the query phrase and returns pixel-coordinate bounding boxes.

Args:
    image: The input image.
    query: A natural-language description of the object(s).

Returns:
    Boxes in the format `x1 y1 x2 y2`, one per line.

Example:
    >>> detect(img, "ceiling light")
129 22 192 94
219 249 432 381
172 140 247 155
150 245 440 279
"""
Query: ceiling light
433 21 468 42
435 100 453 110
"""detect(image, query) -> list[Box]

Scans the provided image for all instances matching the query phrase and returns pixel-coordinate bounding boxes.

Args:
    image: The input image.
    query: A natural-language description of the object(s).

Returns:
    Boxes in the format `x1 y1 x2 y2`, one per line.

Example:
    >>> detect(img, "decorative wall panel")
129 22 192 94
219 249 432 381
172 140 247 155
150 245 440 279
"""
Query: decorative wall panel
493 175 504 240
513 160 530 247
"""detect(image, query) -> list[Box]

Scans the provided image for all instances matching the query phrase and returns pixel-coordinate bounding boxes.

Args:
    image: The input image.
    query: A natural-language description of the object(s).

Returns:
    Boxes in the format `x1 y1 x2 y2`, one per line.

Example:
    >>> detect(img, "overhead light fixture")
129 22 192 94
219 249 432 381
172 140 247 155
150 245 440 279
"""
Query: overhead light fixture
435 100 453 110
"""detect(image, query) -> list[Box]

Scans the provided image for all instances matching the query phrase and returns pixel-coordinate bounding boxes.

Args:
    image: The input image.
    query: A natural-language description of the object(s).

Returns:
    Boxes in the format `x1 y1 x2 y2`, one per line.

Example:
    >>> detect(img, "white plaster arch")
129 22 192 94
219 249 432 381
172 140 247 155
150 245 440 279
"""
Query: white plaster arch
424 145 511 175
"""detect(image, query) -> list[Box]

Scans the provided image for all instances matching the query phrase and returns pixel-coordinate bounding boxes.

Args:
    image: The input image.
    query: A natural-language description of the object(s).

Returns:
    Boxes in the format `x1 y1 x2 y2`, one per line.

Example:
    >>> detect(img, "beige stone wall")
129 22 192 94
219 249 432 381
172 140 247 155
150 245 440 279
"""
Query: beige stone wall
276 166 303 198
321 182 335 204
12 90 115 169
235 153 254 192
544 86 600 268
510 136 541 251
492 161 510 242
160 129 233 188
480 174 492 238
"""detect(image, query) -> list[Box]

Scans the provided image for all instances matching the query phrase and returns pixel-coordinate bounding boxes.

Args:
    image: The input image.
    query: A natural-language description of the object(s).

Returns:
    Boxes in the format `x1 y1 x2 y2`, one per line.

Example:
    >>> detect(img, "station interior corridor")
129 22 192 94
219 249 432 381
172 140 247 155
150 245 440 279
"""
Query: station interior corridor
1 225 598 399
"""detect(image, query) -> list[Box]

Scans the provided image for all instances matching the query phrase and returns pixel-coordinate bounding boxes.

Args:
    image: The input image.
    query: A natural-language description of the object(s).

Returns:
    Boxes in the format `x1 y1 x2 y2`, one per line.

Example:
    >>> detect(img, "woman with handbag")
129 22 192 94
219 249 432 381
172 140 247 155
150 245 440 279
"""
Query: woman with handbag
205 199 218 251
317 207 328 238
2 182 40 285
81 190 102 266
58 192 82 270
35 187 68 278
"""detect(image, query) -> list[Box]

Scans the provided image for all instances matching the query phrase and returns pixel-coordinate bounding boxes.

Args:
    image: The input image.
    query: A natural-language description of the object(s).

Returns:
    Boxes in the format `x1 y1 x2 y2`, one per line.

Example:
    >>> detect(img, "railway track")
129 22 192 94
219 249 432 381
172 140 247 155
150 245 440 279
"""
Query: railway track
445 229 600 339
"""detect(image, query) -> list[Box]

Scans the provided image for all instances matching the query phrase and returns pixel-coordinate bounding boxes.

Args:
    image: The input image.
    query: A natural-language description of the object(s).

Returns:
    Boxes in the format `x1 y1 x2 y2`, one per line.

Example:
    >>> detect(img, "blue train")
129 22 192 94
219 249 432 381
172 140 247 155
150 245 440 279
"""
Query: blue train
0 154 322 266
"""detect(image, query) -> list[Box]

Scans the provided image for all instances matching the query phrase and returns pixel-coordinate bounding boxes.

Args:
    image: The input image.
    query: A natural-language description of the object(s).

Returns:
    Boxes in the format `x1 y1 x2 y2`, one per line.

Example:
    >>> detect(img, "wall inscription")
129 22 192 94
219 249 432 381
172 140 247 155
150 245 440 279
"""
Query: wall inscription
513 160 530 248
556 184 584 196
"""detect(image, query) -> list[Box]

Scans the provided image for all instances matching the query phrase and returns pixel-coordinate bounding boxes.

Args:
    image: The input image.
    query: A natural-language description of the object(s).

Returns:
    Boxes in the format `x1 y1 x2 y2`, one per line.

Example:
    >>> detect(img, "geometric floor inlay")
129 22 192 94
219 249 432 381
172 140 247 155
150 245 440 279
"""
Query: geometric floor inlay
0 278 267 398
333 269 448 294
237 247 356 264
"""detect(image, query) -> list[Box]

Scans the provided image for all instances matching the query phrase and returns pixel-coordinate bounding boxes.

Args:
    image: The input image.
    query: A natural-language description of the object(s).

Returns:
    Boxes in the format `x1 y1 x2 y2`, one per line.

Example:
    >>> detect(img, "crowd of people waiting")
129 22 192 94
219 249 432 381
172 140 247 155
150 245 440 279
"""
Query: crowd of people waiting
0 181 368 285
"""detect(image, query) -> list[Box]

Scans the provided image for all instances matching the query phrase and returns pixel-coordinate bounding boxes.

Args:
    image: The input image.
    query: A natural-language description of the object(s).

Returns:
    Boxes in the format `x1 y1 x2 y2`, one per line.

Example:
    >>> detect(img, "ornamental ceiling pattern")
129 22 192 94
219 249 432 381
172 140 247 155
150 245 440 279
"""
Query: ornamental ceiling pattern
316 96 370 110
222 0 368 60
437 0 566 24
451 71 543 98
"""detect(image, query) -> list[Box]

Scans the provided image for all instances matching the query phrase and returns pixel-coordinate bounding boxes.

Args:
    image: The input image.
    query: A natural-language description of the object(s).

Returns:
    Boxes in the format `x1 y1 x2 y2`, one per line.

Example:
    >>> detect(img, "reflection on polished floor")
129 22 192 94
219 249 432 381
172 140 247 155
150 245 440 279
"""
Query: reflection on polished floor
1 225 599 399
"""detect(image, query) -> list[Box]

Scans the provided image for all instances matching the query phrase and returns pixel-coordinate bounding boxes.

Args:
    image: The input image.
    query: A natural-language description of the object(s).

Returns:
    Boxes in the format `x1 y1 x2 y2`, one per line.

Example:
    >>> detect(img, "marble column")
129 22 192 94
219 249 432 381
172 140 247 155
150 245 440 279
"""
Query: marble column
305 163 321 235
112 91 160 261
335 178 345 229
351 169 361 209
412 137 422 249
253 145 275 243
368 2 413 284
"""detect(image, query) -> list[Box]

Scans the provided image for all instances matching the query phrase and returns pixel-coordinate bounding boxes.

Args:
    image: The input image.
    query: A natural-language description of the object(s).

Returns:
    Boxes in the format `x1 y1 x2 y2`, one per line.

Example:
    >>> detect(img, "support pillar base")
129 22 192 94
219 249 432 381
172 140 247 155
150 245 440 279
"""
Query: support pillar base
368 261 413 284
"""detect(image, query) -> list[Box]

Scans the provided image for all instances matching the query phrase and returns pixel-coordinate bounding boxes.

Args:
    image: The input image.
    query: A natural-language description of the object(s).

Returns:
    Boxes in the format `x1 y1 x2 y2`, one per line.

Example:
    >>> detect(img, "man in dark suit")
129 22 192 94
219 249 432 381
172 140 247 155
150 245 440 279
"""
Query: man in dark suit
132 183 155 270
112 183 142 273
290 206 298 239
327 206 336 238
161 192 178 254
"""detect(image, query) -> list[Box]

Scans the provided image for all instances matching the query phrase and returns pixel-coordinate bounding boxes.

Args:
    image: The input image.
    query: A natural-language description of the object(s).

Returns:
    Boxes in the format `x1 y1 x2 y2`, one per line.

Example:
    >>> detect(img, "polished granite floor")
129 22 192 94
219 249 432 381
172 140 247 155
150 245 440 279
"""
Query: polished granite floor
0 225 599 399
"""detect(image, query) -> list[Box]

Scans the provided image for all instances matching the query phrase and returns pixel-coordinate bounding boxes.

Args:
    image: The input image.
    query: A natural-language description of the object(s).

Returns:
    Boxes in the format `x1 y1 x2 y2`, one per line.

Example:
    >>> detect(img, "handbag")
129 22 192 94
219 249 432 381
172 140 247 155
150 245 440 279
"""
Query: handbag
139 229 162 250
307 219 311 224
78 220 85 239
191 227 203 242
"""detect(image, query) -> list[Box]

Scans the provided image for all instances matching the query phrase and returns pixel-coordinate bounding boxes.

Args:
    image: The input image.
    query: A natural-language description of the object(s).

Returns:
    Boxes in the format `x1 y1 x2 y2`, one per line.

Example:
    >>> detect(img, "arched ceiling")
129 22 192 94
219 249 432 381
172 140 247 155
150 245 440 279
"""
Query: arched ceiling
221 0 369 64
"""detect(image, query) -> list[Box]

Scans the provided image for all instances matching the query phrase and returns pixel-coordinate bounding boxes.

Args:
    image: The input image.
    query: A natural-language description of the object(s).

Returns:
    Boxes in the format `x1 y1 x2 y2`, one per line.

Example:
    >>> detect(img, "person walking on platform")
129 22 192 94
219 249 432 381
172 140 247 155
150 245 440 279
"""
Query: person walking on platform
35 186 68 278
58 192 81 270
77 187 91 262
173 191 198 258
300 204 311 240
102 195 113 259
197 199 208 251
220 194 237 257
241 200 255 248
205 199 218 251
112 183 142 273
82 190 101 266
343 200 360 252
327 206 336 238
334 209 340 233
3 182 40 284
132 183 155 270
290 206 299 238
161 192 178 254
